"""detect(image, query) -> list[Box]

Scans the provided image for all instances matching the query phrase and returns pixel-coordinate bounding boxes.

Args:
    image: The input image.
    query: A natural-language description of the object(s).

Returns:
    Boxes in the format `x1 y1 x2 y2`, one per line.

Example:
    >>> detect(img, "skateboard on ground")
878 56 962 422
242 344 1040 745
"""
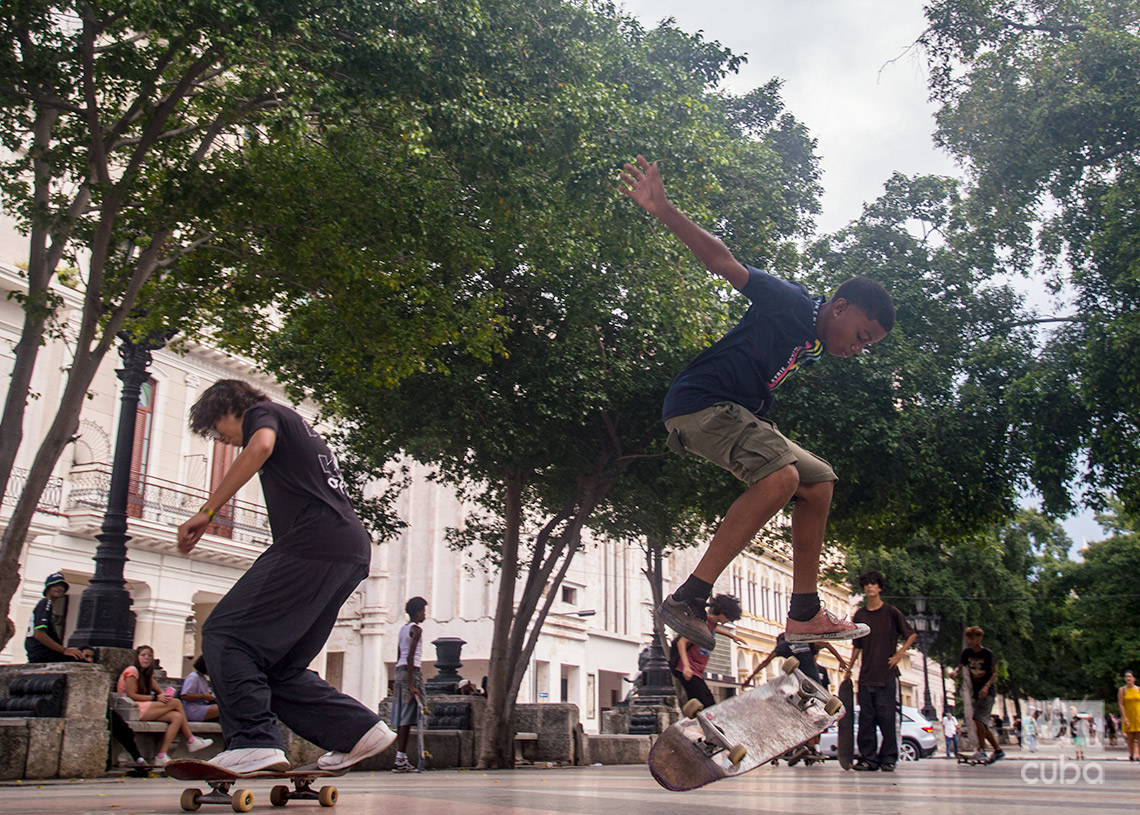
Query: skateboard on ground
166 759 345 811
957 753 990 766
837 676 855 769
647 657 844 791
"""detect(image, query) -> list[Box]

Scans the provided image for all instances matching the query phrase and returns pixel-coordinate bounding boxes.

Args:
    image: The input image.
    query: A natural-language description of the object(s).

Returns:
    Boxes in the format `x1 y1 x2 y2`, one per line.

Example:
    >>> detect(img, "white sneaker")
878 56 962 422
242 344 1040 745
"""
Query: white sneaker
209 748 290 774
317 721 397 771
187 736 214 753
153 753 170 767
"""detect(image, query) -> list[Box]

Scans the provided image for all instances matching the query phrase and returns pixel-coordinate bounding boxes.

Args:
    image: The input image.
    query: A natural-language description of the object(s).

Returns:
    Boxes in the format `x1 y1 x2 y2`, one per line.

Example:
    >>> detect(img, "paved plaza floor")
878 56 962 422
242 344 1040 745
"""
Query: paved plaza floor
0 757 1136 815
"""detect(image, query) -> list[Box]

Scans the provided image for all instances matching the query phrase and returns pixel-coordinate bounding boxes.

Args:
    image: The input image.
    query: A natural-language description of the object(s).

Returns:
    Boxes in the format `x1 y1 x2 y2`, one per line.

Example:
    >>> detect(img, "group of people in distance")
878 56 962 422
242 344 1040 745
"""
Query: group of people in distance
16 153 1133 777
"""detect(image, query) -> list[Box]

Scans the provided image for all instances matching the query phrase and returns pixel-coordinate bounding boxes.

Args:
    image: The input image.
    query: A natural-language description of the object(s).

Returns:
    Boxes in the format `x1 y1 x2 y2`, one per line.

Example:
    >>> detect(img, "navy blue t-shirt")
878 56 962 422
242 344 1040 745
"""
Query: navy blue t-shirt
243 402 371 564
662 267 824 421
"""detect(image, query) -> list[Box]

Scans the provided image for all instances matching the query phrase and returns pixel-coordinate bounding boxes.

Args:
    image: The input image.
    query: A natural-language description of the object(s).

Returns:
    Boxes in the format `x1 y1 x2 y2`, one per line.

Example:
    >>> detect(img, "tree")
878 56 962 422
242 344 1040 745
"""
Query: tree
922 0 1140 516
250 1 821 768
782 173 1039 550
0 0 501 649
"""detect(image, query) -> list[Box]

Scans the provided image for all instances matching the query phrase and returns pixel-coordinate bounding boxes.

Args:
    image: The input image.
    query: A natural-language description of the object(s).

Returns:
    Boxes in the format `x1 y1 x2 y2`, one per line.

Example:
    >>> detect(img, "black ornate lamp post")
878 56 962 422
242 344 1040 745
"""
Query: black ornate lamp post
638 545 679 702
907 594 942 722
69 329 172 648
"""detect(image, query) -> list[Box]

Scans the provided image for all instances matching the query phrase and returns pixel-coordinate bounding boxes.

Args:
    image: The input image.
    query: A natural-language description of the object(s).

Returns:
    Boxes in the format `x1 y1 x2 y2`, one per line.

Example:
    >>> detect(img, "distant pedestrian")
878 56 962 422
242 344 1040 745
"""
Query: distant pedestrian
391 596 427 773
1023 710 1038 753
1119 669 1140 761
941 710 959 757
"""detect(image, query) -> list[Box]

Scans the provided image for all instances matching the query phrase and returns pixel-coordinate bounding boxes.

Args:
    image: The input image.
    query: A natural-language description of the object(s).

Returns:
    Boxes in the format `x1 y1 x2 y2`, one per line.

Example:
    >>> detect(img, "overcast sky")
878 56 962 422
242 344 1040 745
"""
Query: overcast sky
617 0 1105 548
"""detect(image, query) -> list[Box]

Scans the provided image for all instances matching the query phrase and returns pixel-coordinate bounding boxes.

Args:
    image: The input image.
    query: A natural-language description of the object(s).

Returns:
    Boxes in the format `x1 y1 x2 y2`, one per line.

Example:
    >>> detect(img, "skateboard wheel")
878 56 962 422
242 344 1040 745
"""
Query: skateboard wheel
682 699 704 718
318 786 338 807
782 657 799 674
180 788 202 812
231 789 254 813
270 785 290 807
825 696 844 716
728 744 748 765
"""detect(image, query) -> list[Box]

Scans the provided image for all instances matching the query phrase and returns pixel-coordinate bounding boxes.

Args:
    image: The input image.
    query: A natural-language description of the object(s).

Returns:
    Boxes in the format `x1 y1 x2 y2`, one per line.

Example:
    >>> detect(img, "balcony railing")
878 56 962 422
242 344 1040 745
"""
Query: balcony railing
67 464 272 546
2 466 63 514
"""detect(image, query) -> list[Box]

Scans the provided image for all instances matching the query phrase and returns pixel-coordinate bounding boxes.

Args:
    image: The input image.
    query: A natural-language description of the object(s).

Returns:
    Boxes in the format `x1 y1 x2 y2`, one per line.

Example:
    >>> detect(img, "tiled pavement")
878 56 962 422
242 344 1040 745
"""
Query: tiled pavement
0 758 1136 815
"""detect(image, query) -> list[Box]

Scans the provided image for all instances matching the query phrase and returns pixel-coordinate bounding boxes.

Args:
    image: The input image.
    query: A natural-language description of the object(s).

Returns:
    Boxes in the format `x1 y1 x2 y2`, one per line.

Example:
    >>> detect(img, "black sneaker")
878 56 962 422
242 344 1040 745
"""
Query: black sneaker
658 594 715 650
987 749 1005 764
880 764 896 772
852 760 879 771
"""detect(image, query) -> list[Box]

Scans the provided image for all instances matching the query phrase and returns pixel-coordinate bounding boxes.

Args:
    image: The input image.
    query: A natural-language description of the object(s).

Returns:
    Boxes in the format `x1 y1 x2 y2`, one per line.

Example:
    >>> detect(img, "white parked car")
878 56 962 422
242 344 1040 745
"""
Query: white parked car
817 705 939 762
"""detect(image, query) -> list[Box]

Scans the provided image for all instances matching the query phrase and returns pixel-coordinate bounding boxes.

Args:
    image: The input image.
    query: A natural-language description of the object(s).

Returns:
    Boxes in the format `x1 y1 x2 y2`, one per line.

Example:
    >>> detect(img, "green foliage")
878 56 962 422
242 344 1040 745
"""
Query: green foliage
784 173 1038 550
922 0 1140 516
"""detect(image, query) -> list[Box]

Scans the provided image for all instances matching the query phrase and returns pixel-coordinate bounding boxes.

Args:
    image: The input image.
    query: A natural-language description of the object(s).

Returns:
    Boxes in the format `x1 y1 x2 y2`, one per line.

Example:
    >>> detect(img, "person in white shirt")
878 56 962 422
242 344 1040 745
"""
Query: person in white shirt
941 710 959 757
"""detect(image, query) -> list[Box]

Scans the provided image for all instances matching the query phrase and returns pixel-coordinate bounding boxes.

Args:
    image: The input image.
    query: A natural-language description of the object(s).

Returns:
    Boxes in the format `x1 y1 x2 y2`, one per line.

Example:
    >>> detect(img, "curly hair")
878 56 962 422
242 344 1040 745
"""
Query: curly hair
708 593 742 622
188 380 269 437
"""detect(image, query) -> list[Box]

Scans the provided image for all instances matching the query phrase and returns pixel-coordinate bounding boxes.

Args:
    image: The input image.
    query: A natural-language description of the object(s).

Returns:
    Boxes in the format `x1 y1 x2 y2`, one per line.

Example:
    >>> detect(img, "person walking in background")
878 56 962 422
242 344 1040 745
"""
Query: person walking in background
941 710 959 758
1023 709 1038 753
391 596 427 773
1119 669 1140 761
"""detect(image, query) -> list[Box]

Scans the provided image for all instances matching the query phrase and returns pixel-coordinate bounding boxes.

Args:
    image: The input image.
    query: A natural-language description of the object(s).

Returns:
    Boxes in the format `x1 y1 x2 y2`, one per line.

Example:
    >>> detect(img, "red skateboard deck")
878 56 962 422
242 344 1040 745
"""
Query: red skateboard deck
166 759 345 811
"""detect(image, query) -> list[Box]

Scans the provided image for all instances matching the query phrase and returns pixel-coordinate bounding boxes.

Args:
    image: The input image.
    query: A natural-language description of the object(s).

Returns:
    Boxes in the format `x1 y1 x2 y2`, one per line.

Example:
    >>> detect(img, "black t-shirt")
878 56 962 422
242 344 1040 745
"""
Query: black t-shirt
958 646 995 698
243 402 371 564
662 267 824 421
852 603 915 686
25 597 61 662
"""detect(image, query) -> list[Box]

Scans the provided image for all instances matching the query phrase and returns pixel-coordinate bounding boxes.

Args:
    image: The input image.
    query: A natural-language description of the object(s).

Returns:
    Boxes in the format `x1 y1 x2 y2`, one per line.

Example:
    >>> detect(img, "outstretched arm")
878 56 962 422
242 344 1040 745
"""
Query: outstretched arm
619 154 749 289
177 427 276 554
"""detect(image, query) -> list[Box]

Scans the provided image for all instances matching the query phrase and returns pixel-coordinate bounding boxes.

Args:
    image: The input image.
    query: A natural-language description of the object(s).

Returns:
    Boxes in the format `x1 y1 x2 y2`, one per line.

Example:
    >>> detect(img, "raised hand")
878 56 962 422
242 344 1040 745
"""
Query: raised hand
618 154 668 216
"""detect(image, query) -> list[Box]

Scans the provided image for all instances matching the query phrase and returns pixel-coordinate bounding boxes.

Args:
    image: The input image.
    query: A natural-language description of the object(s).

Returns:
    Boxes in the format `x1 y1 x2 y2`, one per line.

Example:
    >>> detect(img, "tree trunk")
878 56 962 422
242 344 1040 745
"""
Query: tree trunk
0 335 119 651
477 473 523 769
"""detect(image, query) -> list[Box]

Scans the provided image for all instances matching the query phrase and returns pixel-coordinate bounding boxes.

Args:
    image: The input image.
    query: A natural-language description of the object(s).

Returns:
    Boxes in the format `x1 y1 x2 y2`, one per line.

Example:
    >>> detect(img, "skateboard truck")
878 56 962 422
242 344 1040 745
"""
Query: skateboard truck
782 657 844 716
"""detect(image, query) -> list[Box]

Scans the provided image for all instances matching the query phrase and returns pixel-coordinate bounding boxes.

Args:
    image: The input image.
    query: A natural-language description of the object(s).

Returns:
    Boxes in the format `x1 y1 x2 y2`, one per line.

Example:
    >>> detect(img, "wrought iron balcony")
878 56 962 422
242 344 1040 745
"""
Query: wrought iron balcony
2 466 63 514
66 464 271 546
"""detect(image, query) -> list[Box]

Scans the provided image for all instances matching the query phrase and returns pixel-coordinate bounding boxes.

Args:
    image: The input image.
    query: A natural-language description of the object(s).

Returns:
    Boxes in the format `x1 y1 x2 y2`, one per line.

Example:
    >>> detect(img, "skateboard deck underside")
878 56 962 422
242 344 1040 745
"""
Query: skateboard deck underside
648 672 837 791
165 759 344 782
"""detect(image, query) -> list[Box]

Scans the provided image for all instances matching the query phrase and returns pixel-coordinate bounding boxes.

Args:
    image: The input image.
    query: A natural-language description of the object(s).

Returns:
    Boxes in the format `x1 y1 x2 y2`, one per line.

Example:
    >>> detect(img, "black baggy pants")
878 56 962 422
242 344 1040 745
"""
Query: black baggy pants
202 549 379 752
857 678 901 767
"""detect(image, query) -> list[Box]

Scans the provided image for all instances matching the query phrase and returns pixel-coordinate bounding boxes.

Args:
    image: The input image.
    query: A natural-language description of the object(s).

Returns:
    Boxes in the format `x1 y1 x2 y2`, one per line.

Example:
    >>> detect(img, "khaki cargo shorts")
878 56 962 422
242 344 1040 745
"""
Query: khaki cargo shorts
664 402 836 487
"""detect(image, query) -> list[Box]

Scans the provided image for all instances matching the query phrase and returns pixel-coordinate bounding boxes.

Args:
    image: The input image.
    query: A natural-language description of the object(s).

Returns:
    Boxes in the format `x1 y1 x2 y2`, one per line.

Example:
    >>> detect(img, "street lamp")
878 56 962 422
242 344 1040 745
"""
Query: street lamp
907 594 942 722
549 609 596 617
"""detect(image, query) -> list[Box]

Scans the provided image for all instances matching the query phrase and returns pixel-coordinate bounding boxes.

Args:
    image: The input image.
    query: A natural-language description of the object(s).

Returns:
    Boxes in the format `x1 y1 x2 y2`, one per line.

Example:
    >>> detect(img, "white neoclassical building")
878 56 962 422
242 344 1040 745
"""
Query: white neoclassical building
0 224 943 734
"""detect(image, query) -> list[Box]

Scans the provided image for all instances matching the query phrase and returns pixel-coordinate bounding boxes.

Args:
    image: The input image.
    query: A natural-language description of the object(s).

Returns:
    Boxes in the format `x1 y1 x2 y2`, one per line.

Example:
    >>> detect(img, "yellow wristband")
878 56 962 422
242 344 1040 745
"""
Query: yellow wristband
198 505 215 520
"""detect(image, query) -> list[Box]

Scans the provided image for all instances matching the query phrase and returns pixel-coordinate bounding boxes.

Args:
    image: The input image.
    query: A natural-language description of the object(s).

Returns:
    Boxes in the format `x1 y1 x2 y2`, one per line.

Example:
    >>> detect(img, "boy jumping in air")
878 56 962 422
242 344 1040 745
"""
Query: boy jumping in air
177 380 395 774
619 155 894 650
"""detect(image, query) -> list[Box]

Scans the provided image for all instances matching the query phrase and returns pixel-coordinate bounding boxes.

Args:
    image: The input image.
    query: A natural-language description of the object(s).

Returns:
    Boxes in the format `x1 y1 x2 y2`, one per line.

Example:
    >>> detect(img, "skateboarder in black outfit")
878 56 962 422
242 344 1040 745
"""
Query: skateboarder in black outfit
178 380 395 774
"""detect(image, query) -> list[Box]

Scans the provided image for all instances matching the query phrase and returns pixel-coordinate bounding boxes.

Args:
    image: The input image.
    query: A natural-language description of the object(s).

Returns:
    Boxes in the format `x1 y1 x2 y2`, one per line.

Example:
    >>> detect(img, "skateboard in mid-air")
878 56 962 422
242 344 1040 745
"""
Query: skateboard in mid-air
647 657 844 791
166 759 346 811
837 675 855 769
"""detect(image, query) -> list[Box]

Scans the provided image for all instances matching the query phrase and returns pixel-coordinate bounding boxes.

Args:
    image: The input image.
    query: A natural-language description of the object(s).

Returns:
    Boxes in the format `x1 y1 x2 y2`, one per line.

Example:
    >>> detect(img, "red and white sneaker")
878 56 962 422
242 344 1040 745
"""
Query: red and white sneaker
785 607 869 642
